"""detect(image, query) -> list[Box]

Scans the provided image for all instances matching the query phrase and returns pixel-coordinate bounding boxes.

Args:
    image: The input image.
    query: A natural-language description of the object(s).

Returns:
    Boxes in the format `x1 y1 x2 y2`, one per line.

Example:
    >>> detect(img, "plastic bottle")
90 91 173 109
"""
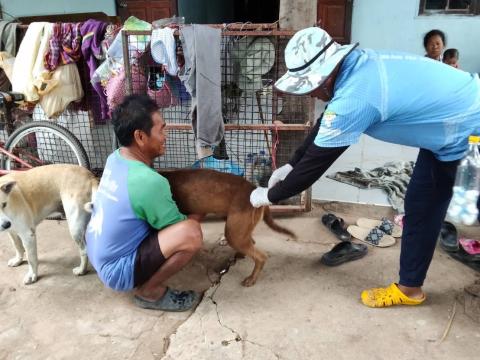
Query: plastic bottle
447 135 480 225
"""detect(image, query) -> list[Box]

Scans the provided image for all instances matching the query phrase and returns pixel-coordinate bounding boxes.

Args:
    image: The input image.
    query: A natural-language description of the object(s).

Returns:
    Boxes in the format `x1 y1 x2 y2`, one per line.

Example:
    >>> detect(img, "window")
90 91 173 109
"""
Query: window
419 0 480 14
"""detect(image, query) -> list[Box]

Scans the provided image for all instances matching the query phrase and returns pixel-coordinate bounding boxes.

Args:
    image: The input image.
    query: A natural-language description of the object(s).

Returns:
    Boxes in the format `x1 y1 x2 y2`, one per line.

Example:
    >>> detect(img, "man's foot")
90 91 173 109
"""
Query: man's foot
134 287 200 312
361 283 426 308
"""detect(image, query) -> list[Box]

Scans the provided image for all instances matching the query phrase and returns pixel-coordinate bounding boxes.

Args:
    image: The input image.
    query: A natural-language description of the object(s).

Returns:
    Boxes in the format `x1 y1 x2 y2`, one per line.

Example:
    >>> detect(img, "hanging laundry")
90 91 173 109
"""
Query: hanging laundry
44 22 82 71
80 19 109 120
151 27 178 76
32 23 55 94
0 20 19 56
179 25 224 159
12 22 49 102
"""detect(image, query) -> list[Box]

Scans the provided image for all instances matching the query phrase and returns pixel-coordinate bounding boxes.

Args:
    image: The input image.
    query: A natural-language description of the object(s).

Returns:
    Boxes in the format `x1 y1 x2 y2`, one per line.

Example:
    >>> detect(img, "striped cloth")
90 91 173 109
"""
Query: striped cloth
44 22 82 71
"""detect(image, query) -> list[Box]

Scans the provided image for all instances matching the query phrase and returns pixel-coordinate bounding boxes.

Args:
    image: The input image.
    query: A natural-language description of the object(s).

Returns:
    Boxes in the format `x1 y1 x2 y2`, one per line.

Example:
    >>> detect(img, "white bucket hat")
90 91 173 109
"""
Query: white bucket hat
274 27 358 95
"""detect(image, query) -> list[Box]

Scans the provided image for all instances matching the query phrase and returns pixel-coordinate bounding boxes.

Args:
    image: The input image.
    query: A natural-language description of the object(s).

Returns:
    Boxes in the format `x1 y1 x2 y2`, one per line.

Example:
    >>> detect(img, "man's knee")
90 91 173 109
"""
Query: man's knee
184 219 203 252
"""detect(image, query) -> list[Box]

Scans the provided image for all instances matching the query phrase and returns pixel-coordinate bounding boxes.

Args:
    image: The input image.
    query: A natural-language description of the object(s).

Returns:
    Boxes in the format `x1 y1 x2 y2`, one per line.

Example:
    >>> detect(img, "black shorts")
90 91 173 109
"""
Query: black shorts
133 231 166 287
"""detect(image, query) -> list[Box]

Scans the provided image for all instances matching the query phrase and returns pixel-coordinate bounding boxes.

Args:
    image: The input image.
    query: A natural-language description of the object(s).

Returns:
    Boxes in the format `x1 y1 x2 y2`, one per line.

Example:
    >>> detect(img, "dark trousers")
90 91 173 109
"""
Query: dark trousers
399 149 459 287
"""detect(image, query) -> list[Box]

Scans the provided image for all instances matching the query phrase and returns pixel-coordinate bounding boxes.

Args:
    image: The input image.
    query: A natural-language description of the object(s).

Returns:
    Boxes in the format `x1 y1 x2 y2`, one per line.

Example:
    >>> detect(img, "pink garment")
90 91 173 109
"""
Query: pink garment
459 237 480 255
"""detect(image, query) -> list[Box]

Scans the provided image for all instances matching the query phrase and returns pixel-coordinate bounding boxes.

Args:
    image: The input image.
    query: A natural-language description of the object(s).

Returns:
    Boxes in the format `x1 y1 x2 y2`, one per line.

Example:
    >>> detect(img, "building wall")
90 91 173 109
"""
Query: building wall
312 0 480 207
0 0 116 18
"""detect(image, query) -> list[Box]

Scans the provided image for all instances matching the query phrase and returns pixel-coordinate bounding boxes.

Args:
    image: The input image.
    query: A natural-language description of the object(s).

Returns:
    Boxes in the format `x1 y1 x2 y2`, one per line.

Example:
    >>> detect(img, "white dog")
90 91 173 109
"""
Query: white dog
0 164 98 284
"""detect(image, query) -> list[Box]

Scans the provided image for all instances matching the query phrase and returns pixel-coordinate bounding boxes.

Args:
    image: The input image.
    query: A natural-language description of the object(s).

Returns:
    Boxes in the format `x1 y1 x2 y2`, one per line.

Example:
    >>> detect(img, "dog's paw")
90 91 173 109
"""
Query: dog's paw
241 276 256 287
7 256 24 267
23 272 37 285
72 266 88 276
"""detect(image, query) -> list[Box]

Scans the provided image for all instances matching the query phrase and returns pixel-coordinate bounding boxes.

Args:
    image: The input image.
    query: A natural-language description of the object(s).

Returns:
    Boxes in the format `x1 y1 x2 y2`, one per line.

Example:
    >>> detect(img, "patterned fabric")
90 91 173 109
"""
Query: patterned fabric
378 217 394 235
327 161 414 212
366 227 384 246
274 27 358 95
44 22 82 71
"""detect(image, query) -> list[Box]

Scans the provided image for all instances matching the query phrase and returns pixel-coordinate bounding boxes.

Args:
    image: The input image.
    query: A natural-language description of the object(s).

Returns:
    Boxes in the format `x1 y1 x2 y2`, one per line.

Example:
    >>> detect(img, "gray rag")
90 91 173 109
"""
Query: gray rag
0 21 18 56
179 25 224 159
327 161 415 212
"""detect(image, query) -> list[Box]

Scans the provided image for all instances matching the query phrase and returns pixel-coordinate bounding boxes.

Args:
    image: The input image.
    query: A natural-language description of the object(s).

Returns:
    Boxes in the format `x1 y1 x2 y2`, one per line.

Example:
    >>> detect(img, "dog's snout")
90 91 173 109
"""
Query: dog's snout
1 221 11 230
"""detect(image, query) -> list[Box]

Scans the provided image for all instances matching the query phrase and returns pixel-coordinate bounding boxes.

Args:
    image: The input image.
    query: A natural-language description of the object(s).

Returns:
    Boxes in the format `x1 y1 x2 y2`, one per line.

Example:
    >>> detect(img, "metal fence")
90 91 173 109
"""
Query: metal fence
124 24 313 211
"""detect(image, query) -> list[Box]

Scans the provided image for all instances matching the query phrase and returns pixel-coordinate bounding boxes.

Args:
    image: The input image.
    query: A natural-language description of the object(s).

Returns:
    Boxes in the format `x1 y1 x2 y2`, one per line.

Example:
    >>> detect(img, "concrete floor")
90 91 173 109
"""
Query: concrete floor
0 202 479 360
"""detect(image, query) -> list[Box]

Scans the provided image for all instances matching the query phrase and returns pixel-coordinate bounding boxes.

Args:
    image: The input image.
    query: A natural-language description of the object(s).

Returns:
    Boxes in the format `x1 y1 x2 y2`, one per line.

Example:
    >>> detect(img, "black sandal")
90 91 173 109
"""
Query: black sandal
321 213 352 241
320 241 368 266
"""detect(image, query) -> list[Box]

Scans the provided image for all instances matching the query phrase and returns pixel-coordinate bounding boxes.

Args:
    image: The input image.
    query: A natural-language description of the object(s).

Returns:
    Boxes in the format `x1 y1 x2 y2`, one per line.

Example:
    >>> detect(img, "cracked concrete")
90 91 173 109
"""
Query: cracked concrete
1 202 479 359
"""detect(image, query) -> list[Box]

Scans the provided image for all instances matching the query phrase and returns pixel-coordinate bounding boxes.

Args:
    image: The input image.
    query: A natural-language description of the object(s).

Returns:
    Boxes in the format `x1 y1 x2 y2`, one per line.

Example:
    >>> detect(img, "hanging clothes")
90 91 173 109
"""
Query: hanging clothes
0 20 18 56
44 22 82 71
12 22 49 102
179 25 224 159
80 19 109 120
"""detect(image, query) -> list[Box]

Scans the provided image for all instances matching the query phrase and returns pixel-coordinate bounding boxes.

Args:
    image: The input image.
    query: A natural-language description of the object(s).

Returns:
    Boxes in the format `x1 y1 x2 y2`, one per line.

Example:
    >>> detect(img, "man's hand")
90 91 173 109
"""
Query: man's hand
250 187 272 208
268 164 293 188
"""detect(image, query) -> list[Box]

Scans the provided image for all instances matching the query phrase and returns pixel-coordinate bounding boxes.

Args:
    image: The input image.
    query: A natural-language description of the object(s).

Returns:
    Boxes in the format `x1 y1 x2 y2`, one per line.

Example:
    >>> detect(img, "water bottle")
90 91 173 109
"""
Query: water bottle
447 135 480 225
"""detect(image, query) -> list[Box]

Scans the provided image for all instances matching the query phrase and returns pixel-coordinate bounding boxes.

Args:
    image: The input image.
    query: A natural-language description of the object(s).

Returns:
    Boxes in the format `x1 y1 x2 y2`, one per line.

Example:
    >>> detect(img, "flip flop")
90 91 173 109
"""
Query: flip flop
321 213 352 241
347 225 396 248
459 237 480 256
134 287 200 312
320 241 368 266
356 217 402 238
438 221 459 253
448 247 480 273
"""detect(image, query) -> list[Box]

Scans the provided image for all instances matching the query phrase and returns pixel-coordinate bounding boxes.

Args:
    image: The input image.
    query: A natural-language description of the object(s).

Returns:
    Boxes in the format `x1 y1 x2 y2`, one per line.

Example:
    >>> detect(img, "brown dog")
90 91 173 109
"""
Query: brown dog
159 168 296 286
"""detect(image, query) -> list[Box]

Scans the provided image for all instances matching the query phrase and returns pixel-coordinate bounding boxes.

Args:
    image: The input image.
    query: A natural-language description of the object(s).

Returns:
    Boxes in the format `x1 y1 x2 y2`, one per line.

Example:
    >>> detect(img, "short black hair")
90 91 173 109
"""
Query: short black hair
423 29 446 49
443 48 459 60
111 94 160 146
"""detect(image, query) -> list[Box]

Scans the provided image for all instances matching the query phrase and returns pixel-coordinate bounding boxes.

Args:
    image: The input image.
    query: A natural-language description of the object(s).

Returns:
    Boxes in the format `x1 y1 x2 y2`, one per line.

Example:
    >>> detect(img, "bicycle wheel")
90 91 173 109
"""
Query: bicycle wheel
3 121 90 171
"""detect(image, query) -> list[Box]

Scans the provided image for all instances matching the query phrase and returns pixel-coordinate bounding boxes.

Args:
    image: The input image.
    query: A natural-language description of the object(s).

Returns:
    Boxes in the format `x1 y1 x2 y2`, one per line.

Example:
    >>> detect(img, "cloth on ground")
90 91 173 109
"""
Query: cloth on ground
179 25 224 159
0 20 18 56
44 22 82 71
327 161 415 212
12 22 49 102
80 20 109 121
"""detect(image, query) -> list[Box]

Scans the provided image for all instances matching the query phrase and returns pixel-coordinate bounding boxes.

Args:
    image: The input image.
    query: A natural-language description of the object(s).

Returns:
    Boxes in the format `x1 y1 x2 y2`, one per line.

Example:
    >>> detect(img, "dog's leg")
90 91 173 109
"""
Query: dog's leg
225 212 267 287
7 232 25 267
21 230 38 284
65 203 89 276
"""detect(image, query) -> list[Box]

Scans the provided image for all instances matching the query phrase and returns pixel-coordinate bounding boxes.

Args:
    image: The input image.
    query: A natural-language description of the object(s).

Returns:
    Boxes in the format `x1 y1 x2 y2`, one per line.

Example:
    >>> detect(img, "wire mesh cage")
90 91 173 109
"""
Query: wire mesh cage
123 24 314 211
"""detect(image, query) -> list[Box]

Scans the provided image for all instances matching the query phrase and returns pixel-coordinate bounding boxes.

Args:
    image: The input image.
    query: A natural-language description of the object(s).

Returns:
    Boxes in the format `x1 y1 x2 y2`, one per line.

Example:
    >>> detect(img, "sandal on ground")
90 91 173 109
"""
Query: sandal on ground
356 217 402 238
321 213 352 241
347 225 396 248
134 287 200 312
320 241 368 266
361 283 426 308
438 221 459 253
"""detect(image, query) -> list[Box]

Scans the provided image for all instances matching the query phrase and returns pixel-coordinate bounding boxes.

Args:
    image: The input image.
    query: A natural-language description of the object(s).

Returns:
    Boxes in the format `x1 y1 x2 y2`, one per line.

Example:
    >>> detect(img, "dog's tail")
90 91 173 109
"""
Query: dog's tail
84 178 99 213
261 206 297 240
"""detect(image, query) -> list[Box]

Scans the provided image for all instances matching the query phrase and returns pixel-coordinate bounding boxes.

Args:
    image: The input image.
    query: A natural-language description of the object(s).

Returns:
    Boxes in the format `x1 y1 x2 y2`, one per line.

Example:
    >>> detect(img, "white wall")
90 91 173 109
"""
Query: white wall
312 0 480 207
0 0 116 18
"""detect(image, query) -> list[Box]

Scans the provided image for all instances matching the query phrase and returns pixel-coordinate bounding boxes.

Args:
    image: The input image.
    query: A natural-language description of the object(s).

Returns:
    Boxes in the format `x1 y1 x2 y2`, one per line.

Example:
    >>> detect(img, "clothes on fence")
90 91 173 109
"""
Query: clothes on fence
12 22 49 102
151 27 178 76
39 63 84 118
44 22 82 71
81 19 109 120
32 23 54 92
0 20 18 56
327 161 415 212
180 24 224 159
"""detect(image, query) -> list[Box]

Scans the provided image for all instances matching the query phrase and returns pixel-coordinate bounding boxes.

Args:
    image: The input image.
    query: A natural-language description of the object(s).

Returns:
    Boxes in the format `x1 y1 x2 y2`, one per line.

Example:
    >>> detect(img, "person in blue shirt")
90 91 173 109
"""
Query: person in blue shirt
86 94 203 311
250 27 480 308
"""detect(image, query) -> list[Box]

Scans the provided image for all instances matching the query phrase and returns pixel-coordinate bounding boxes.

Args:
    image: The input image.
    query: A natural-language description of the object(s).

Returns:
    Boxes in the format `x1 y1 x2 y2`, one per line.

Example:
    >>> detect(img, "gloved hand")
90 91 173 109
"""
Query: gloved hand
250 187 272 208
268 164 293 188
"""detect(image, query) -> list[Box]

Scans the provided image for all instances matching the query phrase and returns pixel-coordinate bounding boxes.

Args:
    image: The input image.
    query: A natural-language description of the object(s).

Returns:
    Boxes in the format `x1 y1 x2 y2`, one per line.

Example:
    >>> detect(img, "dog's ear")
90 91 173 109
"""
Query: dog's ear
0 181 16 194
